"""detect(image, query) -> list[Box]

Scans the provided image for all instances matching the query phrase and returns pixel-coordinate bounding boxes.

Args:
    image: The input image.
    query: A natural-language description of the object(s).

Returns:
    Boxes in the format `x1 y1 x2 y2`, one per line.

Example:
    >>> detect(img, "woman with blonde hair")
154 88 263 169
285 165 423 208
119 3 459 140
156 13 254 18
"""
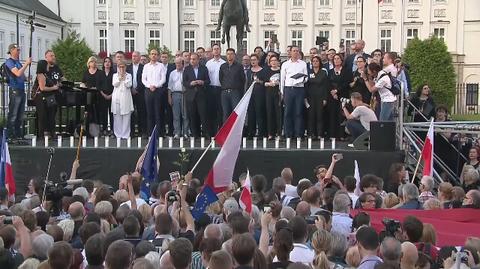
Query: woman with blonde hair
81 56 102 136
421 223 437 246
111 60 133 138
311 229 332 269
383 192 400 208
437 182 453 208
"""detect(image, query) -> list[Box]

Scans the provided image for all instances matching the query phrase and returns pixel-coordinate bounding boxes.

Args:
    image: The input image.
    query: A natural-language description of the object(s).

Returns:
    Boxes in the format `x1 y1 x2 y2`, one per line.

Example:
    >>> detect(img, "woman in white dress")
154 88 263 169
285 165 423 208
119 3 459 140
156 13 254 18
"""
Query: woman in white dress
111 61 134 138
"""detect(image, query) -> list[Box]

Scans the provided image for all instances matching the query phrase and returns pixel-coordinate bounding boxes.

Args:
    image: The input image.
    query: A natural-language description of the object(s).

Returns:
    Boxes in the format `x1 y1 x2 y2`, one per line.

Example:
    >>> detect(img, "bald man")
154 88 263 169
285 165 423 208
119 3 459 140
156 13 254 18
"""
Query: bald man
204 224 223 241
295 201 311 218
401 242 418 269
68 201 85 248
281 167 298 198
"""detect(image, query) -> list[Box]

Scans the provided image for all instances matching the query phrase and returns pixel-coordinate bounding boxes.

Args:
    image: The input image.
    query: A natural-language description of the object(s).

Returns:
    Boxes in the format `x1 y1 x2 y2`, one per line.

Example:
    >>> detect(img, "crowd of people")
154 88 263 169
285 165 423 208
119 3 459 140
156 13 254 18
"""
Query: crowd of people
1 152 480 269
4 38 441 142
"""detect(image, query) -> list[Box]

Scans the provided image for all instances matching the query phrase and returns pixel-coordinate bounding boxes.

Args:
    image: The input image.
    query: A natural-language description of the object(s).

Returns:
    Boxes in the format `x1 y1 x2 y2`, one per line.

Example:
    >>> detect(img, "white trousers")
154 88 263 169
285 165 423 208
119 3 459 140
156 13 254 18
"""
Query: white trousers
113 113 131 139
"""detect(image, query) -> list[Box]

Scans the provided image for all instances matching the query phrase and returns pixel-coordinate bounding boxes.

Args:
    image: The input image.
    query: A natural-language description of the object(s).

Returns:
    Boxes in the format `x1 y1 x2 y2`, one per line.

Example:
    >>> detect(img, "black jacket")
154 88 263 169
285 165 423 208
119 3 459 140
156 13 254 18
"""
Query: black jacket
126 63 144 92
182 64 210 91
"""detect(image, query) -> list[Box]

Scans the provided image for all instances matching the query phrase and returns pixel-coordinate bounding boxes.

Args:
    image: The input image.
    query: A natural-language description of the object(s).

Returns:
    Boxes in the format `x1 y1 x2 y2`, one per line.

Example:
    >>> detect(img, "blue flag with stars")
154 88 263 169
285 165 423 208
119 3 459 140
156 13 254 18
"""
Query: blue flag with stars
192 185 218 220
140 125 159 199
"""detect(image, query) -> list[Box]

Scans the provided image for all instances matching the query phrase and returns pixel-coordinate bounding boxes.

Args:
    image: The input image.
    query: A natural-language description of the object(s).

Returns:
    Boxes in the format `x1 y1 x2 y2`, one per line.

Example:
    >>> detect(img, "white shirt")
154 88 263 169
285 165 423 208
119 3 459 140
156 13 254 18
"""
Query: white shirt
280 58 308 94
142 62 166 89
374 64 397 103
168 69 184 92
348 192 359 207
285 184 298 198
120 198 147 209
351 105 378 131
206 57 226 87
132 63 139 89
111 73 134 115
331 212 353 237
289 243 315 264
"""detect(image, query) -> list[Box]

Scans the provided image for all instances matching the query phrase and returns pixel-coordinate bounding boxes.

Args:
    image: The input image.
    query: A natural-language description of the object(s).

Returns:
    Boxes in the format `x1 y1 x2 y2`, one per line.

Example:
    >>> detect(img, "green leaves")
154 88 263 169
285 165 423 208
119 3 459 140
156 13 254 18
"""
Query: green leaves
403 36 456 108
147 43 174 63
51 31 93 82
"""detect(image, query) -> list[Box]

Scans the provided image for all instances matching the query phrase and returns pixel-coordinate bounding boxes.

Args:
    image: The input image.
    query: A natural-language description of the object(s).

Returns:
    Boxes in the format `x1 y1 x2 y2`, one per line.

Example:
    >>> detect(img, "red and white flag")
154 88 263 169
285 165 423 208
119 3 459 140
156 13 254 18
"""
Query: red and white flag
421 119 434 177
239 169 252 213
204 84 254 193
1 129 16 201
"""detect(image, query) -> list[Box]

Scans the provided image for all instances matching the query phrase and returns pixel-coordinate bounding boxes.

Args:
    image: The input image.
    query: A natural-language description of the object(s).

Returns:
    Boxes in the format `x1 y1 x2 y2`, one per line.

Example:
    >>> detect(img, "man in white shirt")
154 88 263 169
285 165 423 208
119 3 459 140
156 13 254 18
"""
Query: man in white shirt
141 49 167 135
365 52 397 121
280 46 308 138
343 92 377 140
206 44 226 135
127 51 146 137
168 57 189 138
331 193 353 238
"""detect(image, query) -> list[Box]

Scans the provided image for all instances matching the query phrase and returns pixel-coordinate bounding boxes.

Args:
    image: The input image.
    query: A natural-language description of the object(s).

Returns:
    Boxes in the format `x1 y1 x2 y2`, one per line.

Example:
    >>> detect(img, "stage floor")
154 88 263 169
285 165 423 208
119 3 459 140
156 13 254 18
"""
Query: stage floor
10 140 404 195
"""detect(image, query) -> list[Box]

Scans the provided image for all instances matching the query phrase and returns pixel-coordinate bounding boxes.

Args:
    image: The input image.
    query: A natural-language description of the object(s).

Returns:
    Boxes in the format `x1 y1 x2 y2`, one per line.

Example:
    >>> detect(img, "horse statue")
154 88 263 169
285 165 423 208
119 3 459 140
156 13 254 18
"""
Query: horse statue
215 0 250 55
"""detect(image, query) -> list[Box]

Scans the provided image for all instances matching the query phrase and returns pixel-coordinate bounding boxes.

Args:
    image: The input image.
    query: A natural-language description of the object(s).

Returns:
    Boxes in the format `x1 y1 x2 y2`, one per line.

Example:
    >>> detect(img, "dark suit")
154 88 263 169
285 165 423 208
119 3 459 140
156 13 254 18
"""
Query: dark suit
344 52 370 75
127 63 146 136
161 63 176 136
182 65 211 138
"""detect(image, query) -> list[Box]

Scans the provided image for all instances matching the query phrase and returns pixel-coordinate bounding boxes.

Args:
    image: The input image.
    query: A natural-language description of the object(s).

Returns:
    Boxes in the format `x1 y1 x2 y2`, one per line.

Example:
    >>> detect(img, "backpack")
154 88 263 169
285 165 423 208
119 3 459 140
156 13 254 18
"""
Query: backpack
379 72 401 96
0 62 12 83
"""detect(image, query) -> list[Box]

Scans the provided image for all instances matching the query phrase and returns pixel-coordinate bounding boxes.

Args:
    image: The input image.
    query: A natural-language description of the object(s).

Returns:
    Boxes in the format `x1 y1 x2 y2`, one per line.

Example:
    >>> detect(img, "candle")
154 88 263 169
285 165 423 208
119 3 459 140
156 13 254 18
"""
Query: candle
308 137 312 149
127 137 131 148
137 137 142 148
242 137 246 148
105 136 109 148
253 137 257 149
116 138 121 148
331 138 336 149
320 138 324 149
32 136 37 147
263 137 267 149
57 136 62 148
94 136 98 148
286 138 291 149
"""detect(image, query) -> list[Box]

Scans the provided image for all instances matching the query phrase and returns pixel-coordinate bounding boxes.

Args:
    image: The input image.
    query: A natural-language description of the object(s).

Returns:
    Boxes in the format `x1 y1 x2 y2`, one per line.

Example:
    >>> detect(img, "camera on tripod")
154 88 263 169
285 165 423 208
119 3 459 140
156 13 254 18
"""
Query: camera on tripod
380 218 401 239
44 172 73 217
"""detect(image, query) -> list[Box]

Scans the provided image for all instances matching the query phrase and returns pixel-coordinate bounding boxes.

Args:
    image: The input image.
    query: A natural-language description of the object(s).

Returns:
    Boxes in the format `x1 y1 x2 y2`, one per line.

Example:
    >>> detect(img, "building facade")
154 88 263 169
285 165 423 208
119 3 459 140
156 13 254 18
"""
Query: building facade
29 0 480 84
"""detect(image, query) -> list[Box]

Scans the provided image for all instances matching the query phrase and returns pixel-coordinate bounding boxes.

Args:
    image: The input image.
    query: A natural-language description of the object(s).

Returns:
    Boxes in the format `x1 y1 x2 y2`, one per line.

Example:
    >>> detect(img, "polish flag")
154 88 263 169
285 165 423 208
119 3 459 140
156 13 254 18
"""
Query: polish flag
1 129 16 200
204 84 254 193
421 119 434 177
239 169 252 213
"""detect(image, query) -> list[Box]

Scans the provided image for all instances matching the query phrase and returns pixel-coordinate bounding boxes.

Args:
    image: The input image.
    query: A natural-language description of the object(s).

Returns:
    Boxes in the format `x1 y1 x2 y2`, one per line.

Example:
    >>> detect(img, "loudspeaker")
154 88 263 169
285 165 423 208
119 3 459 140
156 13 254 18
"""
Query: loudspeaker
370 121 396 151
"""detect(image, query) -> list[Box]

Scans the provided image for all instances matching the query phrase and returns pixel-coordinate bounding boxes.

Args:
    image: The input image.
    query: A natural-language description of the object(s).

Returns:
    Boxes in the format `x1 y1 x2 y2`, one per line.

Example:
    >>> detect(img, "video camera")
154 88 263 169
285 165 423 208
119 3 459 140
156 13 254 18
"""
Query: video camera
380 218 401 240
44 172 73 216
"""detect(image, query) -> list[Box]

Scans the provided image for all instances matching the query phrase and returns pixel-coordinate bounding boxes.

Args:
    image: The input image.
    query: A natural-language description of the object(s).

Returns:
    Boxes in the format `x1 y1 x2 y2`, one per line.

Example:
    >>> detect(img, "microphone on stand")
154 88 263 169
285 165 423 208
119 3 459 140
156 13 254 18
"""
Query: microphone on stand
47 147 55 155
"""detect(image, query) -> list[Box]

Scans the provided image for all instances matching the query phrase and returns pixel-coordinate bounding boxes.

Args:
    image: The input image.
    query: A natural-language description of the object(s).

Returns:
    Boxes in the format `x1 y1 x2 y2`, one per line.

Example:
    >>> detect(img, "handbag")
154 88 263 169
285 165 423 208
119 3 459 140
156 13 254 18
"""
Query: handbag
44 94 57 108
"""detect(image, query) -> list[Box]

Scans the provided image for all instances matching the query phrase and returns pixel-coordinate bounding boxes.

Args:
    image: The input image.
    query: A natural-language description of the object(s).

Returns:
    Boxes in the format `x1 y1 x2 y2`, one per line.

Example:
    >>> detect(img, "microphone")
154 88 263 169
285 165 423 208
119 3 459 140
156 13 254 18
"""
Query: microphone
33 22 46 28
47 147 55 154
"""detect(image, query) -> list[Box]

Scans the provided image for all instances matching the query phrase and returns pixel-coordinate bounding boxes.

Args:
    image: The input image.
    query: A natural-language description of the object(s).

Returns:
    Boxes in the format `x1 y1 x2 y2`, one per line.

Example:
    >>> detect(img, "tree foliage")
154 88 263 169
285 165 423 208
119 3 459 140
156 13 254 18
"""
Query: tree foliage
52 31 93 82
147 43 174 63
403 36 456 107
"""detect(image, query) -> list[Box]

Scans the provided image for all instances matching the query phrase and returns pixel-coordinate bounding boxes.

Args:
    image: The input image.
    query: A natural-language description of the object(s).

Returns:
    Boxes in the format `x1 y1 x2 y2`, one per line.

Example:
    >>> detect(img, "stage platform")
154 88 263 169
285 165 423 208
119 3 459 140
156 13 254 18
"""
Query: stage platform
9 137 405 194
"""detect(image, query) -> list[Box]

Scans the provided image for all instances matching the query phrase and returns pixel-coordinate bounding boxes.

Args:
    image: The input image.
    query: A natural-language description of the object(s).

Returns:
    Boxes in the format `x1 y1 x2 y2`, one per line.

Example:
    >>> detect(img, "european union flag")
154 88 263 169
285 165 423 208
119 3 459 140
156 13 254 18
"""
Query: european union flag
140 126 159 199
192 185 218 220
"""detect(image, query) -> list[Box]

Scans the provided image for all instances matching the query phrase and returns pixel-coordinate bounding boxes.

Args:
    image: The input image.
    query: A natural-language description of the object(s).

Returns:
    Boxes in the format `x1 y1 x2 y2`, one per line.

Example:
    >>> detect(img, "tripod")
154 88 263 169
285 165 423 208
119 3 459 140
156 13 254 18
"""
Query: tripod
25 11 46 91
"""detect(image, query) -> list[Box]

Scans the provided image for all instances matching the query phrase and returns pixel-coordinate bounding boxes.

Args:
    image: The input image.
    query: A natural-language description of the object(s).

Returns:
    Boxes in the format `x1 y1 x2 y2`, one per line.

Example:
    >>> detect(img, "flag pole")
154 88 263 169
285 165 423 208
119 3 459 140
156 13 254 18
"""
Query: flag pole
411 153 422 183
191 140 214 173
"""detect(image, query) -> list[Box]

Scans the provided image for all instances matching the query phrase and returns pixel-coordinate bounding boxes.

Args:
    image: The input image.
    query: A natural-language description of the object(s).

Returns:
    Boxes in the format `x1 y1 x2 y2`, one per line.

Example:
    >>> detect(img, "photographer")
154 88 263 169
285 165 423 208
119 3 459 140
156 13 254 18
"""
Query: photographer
342 92 377 141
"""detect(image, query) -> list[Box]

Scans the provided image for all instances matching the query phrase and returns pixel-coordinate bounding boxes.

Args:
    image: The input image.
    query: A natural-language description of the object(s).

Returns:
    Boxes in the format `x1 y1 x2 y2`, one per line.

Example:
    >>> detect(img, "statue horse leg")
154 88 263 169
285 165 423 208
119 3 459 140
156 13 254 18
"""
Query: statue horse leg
236 23 244 56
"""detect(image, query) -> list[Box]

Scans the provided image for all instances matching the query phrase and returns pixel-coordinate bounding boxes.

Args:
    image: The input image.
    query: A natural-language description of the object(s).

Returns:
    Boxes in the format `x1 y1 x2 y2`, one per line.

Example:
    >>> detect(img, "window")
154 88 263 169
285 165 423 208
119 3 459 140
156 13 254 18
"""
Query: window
124 30 135 52
383 0 393 3
319 30 330 40
433 27 445 41
265 0 275 7
99 29 108 52
10 33 15 44
37 38 42 60
210 30 221 48
466 84 479 106
123 0 134 5
98 0 106 4
45 40 50 50
19 35 25 60
380 29 392 52
293 0 303 6
291 30 303 51
211 0 220 6
184 0 194 7
346 0 355 5
0 32 4 59
149 0 160 5
242 31 248 55
149 30 161 48
408 0 419 3
345 29 356 48
264 30 276 48
319 0 330 6
406 28 418 44
184 30 195 52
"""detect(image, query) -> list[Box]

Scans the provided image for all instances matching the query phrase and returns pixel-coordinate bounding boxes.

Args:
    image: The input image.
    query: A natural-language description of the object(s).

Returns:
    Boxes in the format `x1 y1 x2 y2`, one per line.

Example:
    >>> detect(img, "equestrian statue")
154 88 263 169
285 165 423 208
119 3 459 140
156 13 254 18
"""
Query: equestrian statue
215 0 251 55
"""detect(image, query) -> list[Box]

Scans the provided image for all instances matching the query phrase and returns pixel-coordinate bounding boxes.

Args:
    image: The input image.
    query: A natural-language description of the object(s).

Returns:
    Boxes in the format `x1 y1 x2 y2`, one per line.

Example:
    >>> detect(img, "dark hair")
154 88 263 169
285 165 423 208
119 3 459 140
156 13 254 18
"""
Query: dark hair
352 212 371 231
84 212 102 226
368 62 382 74
123 215 140 237
82 179 95 194
360 174 380 192
289 216 308 243
79 222 101 245
232 233 257 266
85 233 105 266
135 240 156 258
228 211 250 235
356 226 379 251
226 48 236 54
250 53 260 60
415 84 430 97
0 225 16 248
254 46 264 52
296 180 312 197
196 47 205 52
115 51 125 56
155 213 173 235
388 163 405 185
328 48 336 53
48 241 74 269
344 176 357 192
384 52 396 62
371 49 383 56
199 238 222 262
436 104 449 114
103 57 113 68
251 175 267 193
333 53 344 63
169 238 193 269
402 215 424 242
105 240 133 269
94 185 111 204
274 228 294 262
212 43 221 49
269 54 280 63
44 49 54 56
357 192 375 209
36 60 48 74
36 211 50 231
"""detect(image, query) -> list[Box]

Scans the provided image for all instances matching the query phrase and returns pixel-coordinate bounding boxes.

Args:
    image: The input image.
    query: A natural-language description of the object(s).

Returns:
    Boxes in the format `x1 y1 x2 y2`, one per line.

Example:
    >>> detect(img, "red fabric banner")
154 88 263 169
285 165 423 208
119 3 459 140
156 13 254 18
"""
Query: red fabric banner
353 209 480 247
